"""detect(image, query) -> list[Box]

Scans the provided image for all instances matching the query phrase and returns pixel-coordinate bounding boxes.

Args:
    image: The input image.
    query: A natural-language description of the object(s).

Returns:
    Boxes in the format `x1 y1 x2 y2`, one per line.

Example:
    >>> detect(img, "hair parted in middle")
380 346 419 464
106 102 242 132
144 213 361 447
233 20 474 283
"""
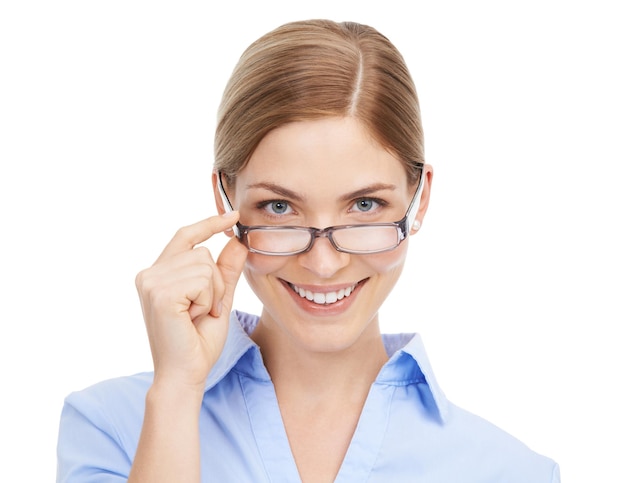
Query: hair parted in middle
214 19 424 185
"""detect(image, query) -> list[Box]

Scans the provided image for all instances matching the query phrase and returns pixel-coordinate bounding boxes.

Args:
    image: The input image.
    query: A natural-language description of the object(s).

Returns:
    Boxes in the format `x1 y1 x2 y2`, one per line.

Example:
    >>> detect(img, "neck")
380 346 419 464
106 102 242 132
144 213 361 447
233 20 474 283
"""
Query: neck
251 311 389 405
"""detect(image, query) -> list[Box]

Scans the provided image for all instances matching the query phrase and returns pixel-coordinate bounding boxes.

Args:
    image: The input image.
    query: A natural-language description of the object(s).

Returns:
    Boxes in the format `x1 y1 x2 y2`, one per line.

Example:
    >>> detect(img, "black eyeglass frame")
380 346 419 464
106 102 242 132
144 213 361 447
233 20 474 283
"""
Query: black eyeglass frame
216 163 425 256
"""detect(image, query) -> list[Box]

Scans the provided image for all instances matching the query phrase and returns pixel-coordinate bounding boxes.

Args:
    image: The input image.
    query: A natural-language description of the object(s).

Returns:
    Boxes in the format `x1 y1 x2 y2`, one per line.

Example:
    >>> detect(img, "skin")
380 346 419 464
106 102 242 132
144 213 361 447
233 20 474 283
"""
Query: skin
130 214 248 482
130 116 433 483
226 118 429 356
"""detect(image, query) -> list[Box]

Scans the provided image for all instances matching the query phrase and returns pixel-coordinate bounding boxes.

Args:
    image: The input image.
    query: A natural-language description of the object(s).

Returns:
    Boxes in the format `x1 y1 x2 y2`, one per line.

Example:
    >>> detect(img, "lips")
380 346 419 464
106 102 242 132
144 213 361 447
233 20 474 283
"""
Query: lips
288 281 360 305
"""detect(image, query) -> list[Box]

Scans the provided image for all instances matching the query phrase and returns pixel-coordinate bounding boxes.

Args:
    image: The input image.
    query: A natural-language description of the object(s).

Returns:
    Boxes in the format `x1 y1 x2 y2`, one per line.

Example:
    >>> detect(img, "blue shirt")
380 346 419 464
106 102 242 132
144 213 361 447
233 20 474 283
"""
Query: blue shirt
57 311 560 482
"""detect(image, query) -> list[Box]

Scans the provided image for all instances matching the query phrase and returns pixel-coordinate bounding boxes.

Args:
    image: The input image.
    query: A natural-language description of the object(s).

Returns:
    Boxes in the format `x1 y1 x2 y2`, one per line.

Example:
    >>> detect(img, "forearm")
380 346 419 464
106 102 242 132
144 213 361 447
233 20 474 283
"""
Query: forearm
128 382 204 483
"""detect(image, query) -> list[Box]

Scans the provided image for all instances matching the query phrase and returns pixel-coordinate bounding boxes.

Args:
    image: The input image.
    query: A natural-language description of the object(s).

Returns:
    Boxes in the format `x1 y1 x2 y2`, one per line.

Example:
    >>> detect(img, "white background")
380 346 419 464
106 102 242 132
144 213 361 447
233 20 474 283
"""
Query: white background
1 1 624 481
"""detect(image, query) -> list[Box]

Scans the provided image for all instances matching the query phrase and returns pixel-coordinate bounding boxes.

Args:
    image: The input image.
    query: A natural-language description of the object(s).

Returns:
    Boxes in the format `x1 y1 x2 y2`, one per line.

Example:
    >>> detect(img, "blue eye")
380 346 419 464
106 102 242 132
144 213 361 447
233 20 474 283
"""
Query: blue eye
353 198 380 212
263 200 291 215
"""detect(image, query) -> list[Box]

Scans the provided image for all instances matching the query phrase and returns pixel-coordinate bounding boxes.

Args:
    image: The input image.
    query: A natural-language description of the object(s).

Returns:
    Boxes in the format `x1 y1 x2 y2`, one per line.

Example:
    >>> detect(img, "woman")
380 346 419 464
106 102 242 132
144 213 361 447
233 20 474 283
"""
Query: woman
57 20 560 482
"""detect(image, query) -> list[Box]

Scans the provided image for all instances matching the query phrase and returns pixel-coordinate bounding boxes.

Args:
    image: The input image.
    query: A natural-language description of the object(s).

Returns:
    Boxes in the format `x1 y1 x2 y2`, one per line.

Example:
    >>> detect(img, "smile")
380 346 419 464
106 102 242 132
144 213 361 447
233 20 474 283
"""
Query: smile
288 282 359 305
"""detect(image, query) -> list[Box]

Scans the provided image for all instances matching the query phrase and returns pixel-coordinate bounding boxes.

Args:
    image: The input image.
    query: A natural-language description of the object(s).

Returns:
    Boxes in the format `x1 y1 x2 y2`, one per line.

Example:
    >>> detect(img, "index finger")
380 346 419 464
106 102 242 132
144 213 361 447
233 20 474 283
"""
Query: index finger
155 211 239 263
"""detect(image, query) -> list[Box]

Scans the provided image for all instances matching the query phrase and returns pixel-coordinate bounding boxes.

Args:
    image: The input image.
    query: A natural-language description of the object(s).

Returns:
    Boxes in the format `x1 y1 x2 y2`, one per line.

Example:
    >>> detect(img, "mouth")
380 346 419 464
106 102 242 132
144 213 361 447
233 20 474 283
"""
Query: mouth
287 280 365 305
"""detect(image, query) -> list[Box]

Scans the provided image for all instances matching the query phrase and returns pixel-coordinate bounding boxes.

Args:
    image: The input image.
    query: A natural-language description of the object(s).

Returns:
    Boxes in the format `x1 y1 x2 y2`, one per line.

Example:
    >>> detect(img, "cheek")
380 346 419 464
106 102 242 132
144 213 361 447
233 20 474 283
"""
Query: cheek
364 243 409 275
243 252 290 282
242 243 409 284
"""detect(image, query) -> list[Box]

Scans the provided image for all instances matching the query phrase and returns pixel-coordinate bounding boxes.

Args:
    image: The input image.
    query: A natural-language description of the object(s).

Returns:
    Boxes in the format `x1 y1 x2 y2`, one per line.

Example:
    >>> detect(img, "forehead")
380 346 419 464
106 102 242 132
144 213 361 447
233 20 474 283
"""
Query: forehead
237 117 408 192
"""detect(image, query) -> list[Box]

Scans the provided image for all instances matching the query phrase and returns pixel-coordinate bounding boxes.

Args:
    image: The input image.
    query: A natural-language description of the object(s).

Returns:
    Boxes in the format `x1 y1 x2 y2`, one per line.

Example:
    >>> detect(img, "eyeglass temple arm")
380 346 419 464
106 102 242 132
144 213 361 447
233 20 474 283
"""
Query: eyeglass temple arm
403 165 426 236
216 171 242 238
217 166 424 240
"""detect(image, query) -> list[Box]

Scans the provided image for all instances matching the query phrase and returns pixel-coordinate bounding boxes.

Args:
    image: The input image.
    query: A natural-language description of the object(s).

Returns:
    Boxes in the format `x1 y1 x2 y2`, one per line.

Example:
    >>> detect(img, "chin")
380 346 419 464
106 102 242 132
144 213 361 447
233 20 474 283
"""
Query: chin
258 303 383 356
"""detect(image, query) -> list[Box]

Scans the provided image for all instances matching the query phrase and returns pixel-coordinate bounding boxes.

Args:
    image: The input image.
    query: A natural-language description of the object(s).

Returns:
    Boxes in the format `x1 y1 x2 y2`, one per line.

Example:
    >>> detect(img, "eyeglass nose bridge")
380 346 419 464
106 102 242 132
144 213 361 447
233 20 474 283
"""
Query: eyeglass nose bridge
301 226 344 254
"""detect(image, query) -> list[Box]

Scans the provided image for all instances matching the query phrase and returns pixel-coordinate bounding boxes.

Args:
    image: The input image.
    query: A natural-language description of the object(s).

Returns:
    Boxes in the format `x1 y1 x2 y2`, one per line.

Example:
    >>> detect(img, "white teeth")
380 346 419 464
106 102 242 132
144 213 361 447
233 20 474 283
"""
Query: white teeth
290 283 358 305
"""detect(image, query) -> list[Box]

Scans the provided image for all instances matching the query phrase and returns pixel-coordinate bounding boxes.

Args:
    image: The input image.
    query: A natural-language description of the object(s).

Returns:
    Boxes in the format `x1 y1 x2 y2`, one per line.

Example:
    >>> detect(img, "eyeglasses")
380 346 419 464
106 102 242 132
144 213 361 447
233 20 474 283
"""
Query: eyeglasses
216 164 424 256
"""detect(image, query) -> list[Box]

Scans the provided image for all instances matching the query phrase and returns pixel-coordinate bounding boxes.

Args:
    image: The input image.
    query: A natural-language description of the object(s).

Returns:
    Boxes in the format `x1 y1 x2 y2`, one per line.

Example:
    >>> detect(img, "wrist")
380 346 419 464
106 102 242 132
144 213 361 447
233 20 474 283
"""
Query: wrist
131 378 204 482
147 377 205 414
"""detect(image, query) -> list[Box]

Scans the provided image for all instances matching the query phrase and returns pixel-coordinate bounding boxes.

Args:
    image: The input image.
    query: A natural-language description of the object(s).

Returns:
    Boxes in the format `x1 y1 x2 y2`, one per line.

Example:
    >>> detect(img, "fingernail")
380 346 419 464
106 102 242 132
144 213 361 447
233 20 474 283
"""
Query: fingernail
215 301 223 317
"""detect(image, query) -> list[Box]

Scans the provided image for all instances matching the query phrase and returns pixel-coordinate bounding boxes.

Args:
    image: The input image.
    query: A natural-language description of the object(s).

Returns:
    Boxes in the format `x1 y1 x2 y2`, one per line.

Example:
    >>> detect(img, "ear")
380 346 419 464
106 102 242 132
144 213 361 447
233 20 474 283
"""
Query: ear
212 171 235 237
410 164 434 235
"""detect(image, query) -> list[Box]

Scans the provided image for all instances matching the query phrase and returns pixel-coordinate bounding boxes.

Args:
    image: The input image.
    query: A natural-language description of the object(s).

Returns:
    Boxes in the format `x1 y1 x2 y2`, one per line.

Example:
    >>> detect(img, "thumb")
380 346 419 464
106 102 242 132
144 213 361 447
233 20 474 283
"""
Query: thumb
192 236 247 350
215 236 249 316
192 237 248 369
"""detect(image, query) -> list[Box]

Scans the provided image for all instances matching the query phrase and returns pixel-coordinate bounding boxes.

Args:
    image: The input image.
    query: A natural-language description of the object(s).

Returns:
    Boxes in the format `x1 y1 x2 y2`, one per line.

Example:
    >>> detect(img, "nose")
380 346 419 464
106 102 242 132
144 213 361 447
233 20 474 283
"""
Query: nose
297 234 351 279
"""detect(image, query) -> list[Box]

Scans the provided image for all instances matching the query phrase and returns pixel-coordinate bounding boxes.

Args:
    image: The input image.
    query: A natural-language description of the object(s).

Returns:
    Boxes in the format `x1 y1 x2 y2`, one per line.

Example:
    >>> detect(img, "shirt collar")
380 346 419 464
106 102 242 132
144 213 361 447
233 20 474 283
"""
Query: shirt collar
204 311 269 391
379 333 450 422
205 311 449 422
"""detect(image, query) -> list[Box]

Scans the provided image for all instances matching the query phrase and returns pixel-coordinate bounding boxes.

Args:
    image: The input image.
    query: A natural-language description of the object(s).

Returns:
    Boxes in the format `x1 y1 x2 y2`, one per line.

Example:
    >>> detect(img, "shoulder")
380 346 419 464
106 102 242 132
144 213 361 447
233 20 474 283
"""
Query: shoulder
64 372 153 419
57 373 154 481
378 334 559 481
61 372 153 449
445 402 559 480
380 397 559 481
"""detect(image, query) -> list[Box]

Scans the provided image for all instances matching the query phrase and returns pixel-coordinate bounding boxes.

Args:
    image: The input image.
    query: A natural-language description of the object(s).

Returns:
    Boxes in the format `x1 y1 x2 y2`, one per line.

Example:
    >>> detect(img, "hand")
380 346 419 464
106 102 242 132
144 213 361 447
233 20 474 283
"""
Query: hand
135 212 248 391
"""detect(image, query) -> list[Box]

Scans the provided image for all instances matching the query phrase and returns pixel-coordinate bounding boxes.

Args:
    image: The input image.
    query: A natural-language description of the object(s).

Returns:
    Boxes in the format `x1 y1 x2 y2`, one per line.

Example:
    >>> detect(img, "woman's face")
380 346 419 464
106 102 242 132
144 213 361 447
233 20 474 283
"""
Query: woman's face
218 117 431 354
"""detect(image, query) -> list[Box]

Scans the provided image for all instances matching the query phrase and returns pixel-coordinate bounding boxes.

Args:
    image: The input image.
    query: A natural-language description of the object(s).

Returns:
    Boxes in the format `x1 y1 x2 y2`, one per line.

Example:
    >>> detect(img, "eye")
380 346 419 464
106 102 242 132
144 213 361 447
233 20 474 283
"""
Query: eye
261 200 292 215
352 198 383 212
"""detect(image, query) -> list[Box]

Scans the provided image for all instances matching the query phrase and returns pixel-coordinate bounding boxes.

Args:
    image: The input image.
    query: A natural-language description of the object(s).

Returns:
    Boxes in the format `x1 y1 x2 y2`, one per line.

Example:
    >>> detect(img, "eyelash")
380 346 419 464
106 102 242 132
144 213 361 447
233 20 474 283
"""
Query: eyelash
256 197 389 219
350 197 388 213
257 200 294 218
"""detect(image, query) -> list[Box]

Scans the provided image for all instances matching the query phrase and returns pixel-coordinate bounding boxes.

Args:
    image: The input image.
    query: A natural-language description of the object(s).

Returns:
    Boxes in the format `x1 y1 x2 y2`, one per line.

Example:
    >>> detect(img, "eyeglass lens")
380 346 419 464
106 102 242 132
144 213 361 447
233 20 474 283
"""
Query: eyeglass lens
332 225 400 252
246 225 401 254
247 229 311 254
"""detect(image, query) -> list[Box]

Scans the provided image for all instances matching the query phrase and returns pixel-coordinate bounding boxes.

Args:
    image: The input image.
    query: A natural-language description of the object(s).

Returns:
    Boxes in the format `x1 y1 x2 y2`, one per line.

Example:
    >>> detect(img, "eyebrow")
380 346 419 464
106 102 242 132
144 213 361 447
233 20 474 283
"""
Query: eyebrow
339 183 397 201
245 182 397 202
246 182 305 201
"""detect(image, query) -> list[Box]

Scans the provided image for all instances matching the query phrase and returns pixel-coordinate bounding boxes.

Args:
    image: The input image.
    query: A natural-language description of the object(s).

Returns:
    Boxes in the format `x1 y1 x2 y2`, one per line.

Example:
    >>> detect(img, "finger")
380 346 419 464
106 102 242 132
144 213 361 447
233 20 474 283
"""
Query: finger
156 211 239 263
187 269 222 321
180 249 224 321
188 238 246 321
162 247 226 320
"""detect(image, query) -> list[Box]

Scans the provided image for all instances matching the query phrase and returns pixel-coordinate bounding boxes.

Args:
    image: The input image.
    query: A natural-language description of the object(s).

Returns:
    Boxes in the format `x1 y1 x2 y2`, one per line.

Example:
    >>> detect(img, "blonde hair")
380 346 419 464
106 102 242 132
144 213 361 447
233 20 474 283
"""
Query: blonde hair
214 19 424 185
